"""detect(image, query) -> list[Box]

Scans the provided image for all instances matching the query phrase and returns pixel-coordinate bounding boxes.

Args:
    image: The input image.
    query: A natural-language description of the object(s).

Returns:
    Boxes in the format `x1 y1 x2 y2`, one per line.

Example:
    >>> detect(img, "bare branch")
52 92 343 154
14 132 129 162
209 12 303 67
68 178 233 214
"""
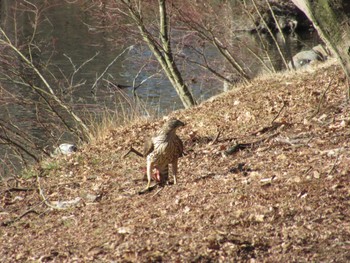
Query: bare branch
91 46 133 94
0 27 90 140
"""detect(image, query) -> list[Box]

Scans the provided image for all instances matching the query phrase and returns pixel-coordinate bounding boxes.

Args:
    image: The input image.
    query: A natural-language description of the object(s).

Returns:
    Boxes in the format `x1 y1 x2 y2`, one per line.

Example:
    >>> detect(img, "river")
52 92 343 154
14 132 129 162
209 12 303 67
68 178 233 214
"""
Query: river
0 1 321 176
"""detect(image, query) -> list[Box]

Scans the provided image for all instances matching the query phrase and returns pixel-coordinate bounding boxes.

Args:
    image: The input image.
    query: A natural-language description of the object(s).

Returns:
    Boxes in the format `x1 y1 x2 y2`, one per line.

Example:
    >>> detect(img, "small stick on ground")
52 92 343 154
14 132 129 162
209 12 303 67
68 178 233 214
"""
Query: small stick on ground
2 209 39 226
36 173 64 210
210 130 221 145
271 101 286 124
123 147 144 158
151 187 164 197
326 154 340 177
5 187 35 192
309 73 337 119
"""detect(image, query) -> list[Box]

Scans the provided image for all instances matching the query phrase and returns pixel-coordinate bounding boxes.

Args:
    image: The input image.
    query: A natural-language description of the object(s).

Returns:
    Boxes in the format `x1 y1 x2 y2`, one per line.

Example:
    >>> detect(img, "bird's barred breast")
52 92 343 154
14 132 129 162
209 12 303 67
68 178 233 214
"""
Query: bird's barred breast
151 136 181 167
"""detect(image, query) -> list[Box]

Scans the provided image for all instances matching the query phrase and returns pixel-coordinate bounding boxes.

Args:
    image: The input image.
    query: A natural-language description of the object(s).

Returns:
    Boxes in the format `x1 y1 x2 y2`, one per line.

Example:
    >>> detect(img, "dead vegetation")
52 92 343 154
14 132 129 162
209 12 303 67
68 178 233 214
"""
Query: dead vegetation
1 63 350 262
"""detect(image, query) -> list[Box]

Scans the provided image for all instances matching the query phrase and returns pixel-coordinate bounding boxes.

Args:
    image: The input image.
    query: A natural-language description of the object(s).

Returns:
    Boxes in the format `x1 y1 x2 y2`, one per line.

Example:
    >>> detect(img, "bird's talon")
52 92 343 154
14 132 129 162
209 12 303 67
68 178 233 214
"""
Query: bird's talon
139 187 151 195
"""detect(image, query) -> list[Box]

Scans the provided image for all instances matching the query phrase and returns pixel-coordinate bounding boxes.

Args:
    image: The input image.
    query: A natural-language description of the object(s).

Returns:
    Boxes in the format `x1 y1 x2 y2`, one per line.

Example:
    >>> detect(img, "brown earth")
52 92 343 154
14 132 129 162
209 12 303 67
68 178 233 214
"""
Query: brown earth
1 62 350 262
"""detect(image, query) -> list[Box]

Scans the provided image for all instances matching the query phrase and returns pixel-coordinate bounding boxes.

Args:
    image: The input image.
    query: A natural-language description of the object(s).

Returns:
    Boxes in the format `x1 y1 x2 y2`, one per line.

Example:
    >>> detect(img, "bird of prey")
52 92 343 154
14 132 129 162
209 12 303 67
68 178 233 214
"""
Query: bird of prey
143 119 185 190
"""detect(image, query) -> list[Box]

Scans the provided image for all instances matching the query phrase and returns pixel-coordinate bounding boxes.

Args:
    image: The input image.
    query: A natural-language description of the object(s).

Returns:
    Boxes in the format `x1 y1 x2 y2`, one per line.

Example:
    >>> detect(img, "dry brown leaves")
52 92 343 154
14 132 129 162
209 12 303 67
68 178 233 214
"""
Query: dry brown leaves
1 63 350 262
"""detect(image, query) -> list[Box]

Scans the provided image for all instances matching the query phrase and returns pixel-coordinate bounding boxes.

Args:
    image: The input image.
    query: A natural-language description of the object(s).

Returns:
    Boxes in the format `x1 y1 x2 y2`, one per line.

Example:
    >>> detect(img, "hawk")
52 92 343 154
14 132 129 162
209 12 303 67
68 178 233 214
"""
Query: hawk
143 119 185 190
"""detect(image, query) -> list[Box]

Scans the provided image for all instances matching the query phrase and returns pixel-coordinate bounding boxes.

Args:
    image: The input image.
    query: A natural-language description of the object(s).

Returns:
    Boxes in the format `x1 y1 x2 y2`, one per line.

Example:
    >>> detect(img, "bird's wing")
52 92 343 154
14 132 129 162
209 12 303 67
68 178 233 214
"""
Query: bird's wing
175 135 184 157
143 137 154 157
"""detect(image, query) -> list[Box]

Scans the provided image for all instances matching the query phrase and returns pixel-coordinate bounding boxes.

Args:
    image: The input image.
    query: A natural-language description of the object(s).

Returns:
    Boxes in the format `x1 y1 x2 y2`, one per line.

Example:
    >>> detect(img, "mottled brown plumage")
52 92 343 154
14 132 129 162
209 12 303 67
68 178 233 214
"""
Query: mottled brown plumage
144 119 184 190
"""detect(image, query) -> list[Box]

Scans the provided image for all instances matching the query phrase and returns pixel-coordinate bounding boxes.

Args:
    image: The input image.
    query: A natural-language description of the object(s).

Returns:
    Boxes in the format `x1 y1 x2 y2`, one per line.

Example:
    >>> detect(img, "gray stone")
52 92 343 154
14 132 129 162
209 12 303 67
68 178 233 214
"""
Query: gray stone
289 46 327 69
53 143 77 156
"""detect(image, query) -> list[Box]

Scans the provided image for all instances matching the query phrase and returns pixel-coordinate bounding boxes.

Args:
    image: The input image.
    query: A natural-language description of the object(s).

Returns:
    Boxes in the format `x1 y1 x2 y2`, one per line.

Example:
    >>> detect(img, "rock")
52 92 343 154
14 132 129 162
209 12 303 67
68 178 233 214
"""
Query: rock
53 143 77 156
288 45 328 69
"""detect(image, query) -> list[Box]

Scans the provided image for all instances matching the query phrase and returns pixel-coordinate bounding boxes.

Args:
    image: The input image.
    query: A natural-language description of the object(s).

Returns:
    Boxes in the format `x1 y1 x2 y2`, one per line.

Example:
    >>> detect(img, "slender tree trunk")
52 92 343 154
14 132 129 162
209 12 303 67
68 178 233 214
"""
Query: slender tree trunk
122 0 196 108
291 0 350 98
158 0 196 108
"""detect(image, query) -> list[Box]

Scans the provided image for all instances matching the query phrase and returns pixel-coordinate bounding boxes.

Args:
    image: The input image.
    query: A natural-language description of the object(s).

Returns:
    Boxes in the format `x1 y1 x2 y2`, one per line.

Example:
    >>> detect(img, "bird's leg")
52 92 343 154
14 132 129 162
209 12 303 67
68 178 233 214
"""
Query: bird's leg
145 156 153 190
172 159 178 185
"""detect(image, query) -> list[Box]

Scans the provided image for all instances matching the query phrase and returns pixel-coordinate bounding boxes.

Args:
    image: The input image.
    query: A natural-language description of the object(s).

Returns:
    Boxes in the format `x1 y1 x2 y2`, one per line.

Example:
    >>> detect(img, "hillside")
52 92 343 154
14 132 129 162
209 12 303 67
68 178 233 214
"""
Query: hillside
1 62 350 262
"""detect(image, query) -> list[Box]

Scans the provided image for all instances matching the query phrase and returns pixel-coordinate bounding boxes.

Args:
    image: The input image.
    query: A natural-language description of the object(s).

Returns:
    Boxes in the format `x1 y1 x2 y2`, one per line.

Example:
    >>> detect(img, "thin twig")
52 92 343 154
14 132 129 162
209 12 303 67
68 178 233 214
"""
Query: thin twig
0 27 90 137
210 131 221 145
123 147 144 158
91 46 133 94
271 101 286 124
64 51 99 88
326 154 340 177
133 70 161 94
309 75 337 119
5 187 35 192
251 0 289 69
302 167 313 177
36 174 63 210
265 0 294 69
2 209 39 226
151 187 164 197
240 2 276 72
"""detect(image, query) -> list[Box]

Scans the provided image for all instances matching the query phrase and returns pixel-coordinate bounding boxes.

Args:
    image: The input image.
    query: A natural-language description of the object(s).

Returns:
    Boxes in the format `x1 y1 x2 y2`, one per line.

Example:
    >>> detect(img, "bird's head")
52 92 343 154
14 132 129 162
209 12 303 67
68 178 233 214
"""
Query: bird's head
162 119 185 134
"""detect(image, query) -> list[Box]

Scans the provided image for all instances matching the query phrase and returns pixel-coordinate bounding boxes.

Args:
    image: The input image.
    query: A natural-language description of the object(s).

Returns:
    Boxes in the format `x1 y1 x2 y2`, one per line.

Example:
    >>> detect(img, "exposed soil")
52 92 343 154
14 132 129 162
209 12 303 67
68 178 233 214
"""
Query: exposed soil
1 62 350 262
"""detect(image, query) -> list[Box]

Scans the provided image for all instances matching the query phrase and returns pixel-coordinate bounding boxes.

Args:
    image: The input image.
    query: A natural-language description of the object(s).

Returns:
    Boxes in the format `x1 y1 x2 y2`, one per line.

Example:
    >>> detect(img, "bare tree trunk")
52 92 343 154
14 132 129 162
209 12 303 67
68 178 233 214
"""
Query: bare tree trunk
158 0 196 108
122 0 196 109
291 0 350 98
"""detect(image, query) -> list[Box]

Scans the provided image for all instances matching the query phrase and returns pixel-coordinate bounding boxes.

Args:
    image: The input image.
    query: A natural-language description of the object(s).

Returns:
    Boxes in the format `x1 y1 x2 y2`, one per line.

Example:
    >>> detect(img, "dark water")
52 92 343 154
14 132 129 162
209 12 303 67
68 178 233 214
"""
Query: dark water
0 1 321 175
37 3 320 111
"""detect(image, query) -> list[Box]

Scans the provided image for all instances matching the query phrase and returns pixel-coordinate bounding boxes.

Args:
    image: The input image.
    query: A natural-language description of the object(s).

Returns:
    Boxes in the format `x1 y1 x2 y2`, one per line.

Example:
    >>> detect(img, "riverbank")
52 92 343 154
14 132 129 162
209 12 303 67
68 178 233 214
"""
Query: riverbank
1 61 349 262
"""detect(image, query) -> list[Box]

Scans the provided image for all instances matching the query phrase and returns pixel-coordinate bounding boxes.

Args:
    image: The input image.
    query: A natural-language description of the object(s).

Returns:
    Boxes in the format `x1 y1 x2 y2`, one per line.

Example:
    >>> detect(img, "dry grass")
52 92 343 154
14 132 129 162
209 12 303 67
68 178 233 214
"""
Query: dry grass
85 88 157 143
1 62 350 262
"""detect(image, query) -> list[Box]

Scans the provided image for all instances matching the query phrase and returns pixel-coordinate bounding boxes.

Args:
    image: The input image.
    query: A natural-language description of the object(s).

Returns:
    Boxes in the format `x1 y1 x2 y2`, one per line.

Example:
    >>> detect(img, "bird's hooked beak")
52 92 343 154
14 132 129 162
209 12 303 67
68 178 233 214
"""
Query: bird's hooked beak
175 120 185 128
163 118 185 132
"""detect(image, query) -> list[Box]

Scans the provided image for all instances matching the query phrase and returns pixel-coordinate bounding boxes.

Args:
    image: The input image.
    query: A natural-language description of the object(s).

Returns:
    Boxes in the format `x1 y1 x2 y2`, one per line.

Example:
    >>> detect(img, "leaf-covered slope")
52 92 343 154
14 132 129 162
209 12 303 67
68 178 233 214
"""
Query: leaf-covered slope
1 63 349 262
